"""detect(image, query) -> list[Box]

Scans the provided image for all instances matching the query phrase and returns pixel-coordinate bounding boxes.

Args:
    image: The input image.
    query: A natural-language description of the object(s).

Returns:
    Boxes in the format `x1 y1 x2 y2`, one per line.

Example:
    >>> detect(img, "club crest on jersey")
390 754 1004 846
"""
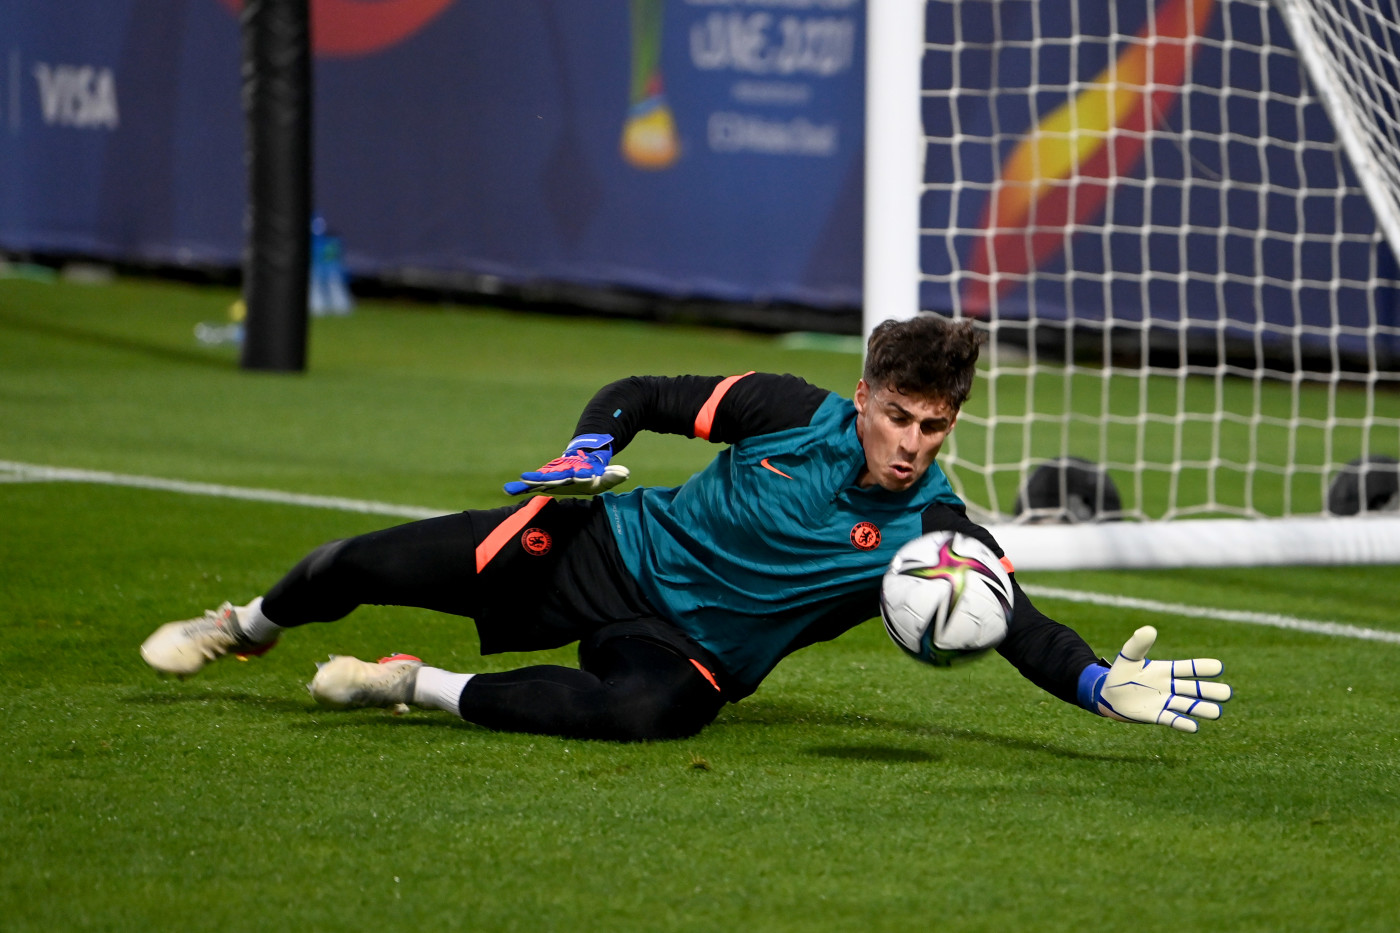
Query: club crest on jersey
521 527 552 556
850 521 881 551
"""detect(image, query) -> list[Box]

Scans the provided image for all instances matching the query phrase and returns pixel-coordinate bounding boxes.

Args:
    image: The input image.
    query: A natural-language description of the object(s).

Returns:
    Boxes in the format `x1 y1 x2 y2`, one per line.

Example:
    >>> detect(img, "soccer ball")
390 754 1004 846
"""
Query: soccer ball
880 531 1014 666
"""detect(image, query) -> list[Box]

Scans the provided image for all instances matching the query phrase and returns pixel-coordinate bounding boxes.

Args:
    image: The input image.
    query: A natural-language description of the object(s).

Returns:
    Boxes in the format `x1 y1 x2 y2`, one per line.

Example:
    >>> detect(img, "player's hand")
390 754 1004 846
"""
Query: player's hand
503 433 630 496
1082 626 1232 733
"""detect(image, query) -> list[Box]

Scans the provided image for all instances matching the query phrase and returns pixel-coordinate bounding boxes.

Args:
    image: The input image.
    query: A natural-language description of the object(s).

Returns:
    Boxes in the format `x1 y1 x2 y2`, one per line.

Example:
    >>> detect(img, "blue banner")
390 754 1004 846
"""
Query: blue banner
919 0 1400 362
0 0 865 311
4 0 1396 358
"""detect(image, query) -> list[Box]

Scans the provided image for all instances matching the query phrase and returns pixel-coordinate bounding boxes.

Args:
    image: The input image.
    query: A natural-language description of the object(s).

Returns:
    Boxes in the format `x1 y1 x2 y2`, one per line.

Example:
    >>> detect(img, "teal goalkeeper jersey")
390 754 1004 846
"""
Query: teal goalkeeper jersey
599 388 963 689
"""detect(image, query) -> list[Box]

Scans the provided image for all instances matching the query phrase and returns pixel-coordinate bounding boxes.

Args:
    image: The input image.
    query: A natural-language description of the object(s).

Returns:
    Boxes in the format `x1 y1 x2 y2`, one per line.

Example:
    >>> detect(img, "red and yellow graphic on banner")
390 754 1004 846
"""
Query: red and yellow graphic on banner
216 0 455 58
963 0 1216 314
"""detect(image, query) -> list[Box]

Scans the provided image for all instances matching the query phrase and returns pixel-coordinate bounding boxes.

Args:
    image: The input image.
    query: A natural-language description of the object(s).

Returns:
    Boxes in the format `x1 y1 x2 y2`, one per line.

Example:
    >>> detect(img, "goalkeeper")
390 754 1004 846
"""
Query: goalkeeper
140 316 1232 740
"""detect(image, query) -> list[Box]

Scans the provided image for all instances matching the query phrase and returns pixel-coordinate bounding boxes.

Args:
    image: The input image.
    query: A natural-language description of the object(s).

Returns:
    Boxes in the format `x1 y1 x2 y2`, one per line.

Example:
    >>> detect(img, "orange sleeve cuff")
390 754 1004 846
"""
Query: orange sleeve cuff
693 372 755 441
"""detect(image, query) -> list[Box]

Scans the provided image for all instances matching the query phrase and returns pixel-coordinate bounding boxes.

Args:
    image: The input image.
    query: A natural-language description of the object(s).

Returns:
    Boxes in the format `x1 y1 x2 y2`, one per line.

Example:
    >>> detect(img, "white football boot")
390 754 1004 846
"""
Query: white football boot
309 654 423 711
140 600 278 677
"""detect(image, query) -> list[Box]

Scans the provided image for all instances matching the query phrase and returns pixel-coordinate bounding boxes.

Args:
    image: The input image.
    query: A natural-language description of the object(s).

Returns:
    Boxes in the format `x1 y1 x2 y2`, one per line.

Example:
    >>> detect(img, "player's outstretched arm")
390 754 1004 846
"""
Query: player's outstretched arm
1077 626 1233 733
504 433 630 496
501 374 829 496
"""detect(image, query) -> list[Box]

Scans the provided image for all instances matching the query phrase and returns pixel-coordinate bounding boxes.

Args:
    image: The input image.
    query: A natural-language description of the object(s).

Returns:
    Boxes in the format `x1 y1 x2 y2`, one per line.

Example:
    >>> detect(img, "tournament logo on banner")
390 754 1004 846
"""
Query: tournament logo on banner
686 1 858 161
622 0 860 171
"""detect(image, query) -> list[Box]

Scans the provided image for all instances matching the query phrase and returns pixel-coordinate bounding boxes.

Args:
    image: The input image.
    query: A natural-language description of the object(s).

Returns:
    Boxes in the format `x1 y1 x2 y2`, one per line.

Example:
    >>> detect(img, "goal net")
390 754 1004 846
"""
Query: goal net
867 0 1400 568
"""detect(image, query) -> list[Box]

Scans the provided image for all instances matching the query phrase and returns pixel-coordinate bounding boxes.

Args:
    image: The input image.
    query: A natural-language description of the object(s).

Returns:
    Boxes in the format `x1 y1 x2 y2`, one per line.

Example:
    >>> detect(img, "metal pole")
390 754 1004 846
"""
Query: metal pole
240 0 312 373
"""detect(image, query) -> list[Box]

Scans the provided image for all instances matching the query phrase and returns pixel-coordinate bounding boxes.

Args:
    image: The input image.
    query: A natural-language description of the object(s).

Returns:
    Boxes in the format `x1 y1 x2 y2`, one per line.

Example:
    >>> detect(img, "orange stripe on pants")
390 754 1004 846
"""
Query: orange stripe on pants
690 659 721 692
475 496 551 574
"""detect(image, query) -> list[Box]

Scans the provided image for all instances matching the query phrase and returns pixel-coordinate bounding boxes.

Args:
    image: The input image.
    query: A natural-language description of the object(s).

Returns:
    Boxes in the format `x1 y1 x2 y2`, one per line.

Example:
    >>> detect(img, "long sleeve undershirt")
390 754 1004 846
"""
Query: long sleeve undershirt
576 374 1102 704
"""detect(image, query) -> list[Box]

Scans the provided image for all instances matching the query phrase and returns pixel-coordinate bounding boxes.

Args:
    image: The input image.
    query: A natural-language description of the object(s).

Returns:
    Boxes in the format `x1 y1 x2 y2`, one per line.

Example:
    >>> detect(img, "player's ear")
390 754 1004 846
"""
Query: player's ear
854 378 870 413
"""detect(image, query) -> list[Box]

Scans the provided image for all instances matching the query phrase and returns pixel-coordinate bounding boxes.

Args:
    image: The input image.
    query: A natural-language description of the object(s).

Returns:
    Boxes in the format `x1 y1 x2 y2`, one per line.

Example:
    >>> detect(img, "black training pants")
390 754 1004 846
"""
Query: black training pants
260 499 725 741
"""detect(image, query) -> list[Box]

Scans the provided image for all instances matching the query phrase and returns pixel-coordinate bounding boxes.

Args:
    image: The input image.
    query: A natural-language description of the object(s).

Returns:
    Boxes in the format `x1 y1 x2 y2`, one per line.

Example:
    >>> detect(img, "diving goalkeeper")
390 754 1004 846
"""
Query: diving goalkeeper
139 316 1232 740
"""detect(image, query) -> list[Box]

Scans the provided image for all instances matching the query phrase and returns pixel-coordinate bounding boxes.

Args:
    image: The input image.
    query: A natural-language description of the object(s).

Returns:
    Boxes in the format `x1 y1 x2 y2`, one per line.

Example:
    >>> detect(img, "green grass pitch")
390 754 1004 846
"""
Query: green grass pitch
2 274 1399 931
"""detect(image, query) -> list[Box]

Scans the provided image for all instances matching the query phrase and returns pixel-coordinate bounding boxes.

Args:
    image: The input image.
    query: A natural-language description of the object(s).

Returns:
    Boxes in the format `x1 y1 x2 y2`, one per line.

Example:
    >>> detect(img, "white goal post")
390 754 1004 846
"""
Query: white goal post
863 0 1400 569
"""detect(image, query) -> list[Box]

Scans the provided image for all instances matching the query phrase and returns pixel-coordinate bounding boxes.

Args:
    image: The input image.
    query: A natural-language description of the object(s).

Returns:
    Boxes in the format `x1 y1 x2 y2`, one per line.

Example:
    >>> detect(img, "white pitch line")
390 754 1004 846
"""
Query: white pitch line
0 460 452 520
4 459 1394 645
1022 584 1400 645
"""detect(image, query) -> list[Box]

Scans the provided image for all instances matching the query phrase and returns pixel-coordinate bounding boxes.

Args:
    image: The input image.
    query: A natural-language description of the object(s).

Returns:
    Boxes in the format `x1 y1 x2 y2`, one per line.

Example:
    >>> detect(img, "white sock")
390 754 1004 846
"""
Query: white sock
235 597 285 643
412 666 474 715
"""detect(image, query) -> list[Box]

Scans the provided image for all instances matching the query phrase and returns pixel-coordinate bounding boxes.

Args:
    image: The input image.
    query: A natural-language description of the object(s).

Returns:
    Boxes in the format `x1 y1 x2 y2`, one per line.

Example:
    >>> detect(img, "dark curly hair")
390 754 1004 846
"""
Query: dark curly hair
862 315 983 409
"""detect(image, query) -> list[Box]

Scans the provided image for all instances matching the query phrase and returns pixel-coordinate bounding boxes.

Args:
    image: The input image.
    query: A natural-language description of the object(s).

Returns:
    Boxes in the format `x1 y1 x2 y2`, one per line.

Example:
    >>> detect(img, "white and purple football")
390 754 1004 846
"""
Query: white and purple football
880 531 1013 666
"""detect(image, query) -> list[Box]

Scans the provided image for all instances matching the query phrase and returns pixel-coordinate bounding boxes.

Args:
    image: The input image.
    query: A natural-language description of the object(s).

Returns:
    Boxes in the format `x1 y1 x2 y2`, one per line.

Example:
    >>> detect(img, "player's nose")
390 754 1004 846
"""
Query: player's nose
899 423 923 452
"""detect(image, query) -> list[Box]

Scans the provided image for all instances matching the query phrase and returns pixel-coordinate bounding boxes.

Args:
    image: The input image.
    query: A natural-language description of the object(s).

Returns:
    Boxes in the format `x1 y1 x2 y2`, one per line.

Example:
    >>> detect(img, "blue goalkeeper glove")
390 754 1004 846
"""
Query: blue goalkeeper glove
503 433 630 496
1078 626 1232 733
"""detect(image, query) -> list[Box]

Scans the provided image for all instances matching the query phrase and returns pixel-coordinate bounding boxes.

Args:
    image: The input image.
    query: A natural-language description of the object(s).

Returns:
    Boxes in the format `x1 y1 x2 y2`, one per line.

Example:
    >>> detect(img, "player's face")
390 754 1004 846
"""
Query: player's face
853 379 958 492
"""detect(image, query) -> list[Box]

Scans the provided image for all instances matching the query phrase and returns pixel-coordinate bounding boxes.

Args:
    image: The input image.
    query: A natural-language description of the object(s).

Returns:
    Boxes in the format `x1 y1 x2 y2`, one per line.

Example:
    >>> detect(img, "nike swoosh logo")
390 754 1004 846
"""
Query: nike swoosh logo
759 458 793 479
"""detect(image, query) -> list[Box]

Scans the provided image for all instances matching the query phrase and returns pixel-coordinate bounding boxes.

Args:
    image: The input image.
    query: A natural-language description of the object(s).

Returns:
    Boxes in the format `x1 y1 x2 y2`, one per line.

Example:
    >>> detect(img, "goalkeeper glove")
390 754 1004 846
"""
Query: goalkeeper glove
1077 625 1232 733
503 433 630 496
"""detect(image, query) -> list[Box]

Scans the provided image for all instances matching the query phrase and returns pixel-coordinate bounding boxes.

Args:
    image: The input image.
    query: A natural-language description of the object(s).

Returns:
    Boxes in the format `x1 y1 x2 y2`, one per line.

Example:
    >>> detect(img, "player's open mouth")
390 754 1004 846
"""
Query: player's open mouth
890 464 913 480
